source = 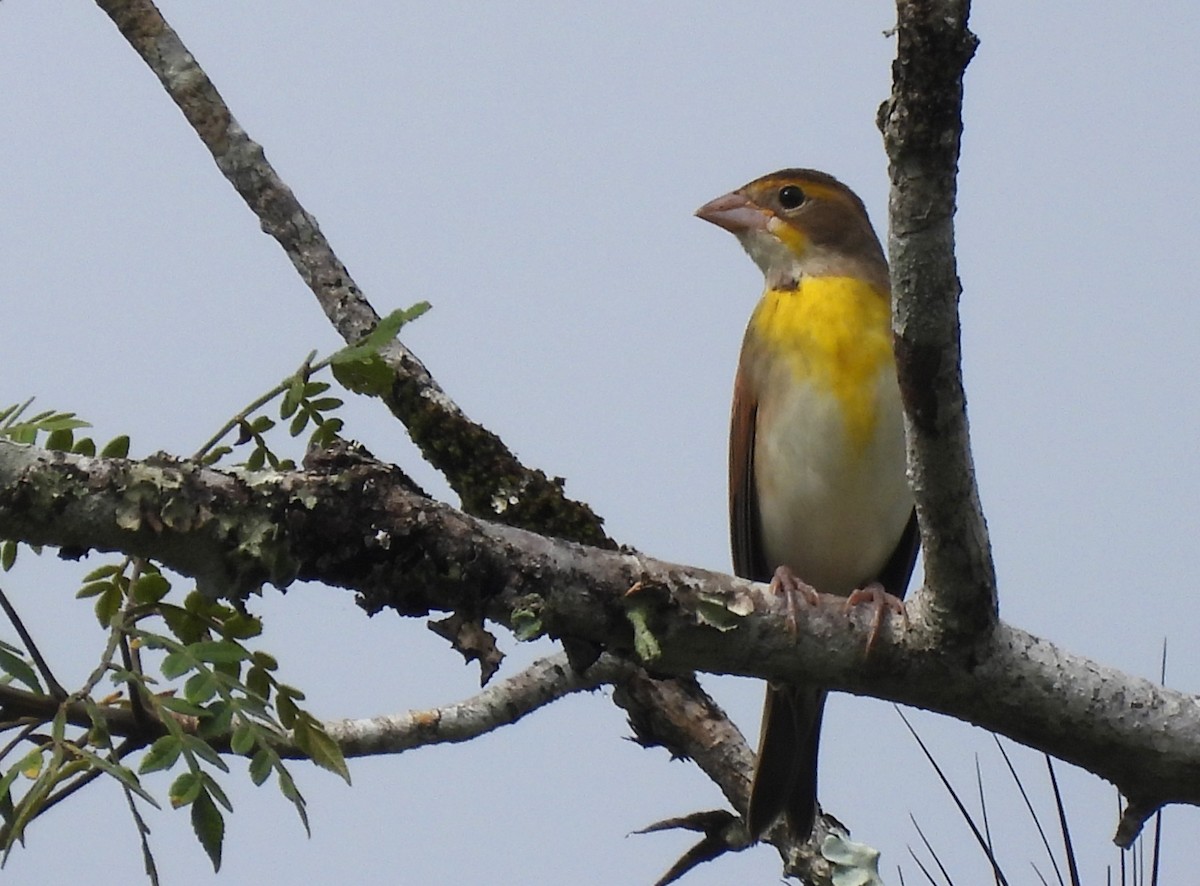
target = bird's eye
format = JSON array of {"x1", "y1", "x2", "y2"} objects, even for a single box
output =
[{"x1": 777, "y1": 185, "x2": 806, "y2": 209}]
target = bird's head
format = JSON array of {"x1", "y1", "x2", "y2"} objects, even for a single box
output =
[{"x1": 696, "y1": 169, "x2": 886, "y2": 290}]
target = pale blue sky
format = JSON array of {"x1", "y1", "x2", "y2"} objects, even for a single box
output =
[{"x1": 2, "y1": 3, "x2": 1199, "y2": 884}]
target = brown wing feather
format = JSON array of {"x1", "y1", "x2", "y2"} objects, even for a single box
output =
[
  {"x1": 879, "y1": 509, "x2": 920, "y2": 600},
  {"x1": 729, "y1": 352, "x2": 768, "y2": 583}
]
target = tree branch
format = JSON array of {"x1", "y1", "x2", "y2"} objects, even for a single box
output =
[
  {"x1": 325, "y1": 652, "x2": 627, "y2": 757},
  {"x1": 89, "y1": 0, "x2": 760, "y2": 865},
  {"x1": 94, "y1": 0, "x2": 609, "y2": 548},
  {"x1": 1, "y1": 438, "x2": 1195, "y2": 837},
  {"x1": 880, "y1": 0, "x2": 995, "y2": 638}
]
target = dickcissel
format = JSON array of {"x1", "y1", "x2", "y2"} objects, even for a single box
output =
[{"x1": 696, "y1": 169, "x2": 918, "y2": 841}]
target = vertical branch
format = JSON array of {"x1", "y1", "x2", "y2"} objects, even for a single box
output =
[{"x1": 879, "y1": 1, "x2": 993, "y2": 636}]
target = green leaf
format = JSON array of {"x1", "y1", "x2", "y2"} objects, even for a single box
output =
[
  {"x1": 190, "y1": 641, "x2": 248, "y2": 664},
  {"x1": 307, "y1": 397, "x2": 342, "y2": 412},
  {"x1": 190, "y1": 789, "x2": 225, "y2": 872},
  {"x1": 281, "y1": 375, "x2": 305, "y2": 419},
  {"x1": 245, "y1": 447, "x2": 266, "y2": 471},
  {"x1": 201, "y1": 772, "x2": 233, "y2": 812},
  {"x1": 169, "y1": 771, "x2": 202, "y2": 808},
  {"x1": 37, "y1": 413, "x2": 90, "y2": 433},
  {"x1": 83, "y1": 563, "x2": 122, "y2": 581},
  {"x1": 230, "y1": 722, "x2": 256, "y2": 755},
  {"x1": 133, "y1": 573, "x2": 171, "y2": 605},
  {"x1": 83, "y1": 698, "x2": 112, "y2": 749},
  {"x1": 158, "y1": 695, "x2": 209, "y2": 718},
  {"x1": 94, "y1": 585, "x2": 122, "y2": 626},
  {"x1": 160, "y1": 605, "x2": 207, "y2": 645},
  {"x1": 301, "y1": 380, "x2": 330, "y2": 396},
  {"x1": 292, "y1": 715, "x2": 350, "y2": 784},
  {"x1": 251, "y1": 651, "x2": 278, "y2": 672},
  {"x1": 75, "y1": 748, "x2": 160, "y2": 808},
  {"x1": 275, "y1": 767, "x2": 310, "y2": 835},
  {"x1": 19, "y1": 748, "x2": 44, "y2": 779},
  {"x1": 160, "y1": 651, "x2": 192, "y2": 680},
  {"x1": 309, "y1": 417, "x2": 343, "y2": 448},
  {"x1": 100, "y1": 435, "x2": 131, "y2": 458},
  {"x1": 212, "y1": 657, "x2": 242, "y2": 682},
  {"x1": 44, "y1": 428, "x2": 74, "y2": 451},
  {"x1": 140, "y1": 736, "x2": 183, "y2": 774},
  {"x1": 184, "y1": 591, "x2": 217, "y2": 615},
  {"x1": 359, "y1": 303, "x2": 431, "y2": 350},
  {"x1": 181, "y1": 735, "x2": 229, "y2": 773},
  {"x1": 276, "y1": 691, "x2": 298, "y2": 729},
  {"x1": 0, "y1": 541, "x2": 15, "y2": 572},
  {"x1": 248, "y1": 748, "x2": 273, "y2": 786},
  {"x1": 287, "y1": 410, "x2": 308, "y2": 437},
  {"x1": 72, "y1": 437, "x2": 96, "y2": 456},
  {"x1": 249, "y1": 415, "x2": 275, "y2": 434},
  {"x1": 184, "y1": 672, "x2": 218, "y2": 705},
  {"x1": 245, "y1": 666, "x2": 272, "y2": 702},
  {"x1": 0, "y1": 648, "x2": 42, "y2": 693},
  {"x1": 198, "y1": 701, "x2": 234, "y2": 739},
  {"x1": 277, "y1": 684, "x2": 306, "y2": 702},
  {"x1": 330, "y1": 352, "x2": 392, "y2": 396},
  {"x1": 0, "y1": 402, "x2": 23, "y2": 426},
  {"x1": 219, "y1": 613, "x2": 262, "y2": 640},
  {"x1": 0, "y1": 755, "x2": 28, "y2": 806},
  {"x1": 201, "y1": 445, "x2": 232, "y2": 466}
]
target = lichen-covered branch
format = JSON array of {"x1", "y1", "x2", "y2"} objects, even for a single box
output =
[
  {"x1": 325, "y1": 652, "x2": 625, "y2": 757},
  {"x1": 94, "y1": 0, "x2": 609, "y2": 548},
  {"x1": 2, "y1": 438, "x2": 1197, "y2": 835},
  {"x1": 879, "y1": 1, "x2": 996, "y2": 638}
]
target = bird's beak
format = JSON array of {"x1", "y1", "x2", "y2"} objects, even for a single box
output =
[{"x1": 695, "y1": 191, "x2": 768, "y2": 234}]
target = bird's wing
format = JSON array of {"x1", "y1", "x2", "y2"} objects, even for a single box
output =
[
  {"x1": 729, "y1": 361, "x2": 769, "y2": 583},
  {"x1": 878, "y1": 508, "x2": 920, "y2": 599}
]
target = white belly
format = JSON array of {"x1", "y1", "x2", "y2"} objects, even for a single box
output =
[{"x1": 754, "y1": 369, "x2": 912, "y2": 596}]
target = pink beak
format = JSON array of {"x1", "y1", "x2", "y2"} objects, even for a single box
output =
[{"x1": 695, "y1": 191, "x2": 768, "y2": 234}]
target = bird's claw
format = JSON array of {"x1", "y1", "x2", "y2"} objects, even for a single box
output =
[
  {"x1": 769, "y1": 565, "x2": 820, "y2": 634},
  {"x1": 843, "y1": 581, "x2": 907, "y2": 654}
]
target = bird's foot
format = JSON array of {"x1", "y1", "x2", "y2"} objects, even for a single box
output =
[
  {"x1": 769, "y1": 566, "x2": 820, "y2": 634},
  {"x1": 843, "y1": 581, "x2": 907, "y2": 654}
]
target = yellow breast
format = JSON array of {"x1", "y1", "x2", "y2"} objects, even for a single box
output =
[{"x1": 750, "y1": 276, "x2": 894, "y2": 452}]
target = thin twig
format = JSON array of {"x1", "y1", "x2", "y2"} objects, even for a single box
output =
[
  {"x1": 0, "y1": 721, "x2": 43, "y2": 762},
  {"x1": 0, "y1": 586, "x2": 66, "y2": 699},
  {"x1": 192, "y1": 351, "x2": 318, "y2": 461},
  {"x1": 37, "y1": 737, "x2": 141, "y2": 817},
  {"x1": 1045, "y1": 757, "x2": 1081, "y2": 886},
  {"x1": 122, "y1": 781, "x2": 160, "y2": 885},
  {"x1": 992, "y1": 735, "x2": 1064, "y2": 886},
  {"x1": 118, "y1": 562, "x2": 152, "y2": 732},
  {"x1": 898, "y1": 708, "x2": 1010, "y2": 886}
]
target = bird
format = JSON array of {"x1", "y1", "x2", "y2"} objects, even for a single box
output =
[{"x1": 695, "y1": 169, "x2": 919, "y2": 842}]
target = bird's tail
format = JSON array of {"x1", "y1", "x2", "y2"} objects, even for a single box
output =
[{"x1": 746, "y1": 684, "x2": 826, "y2": 840}]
